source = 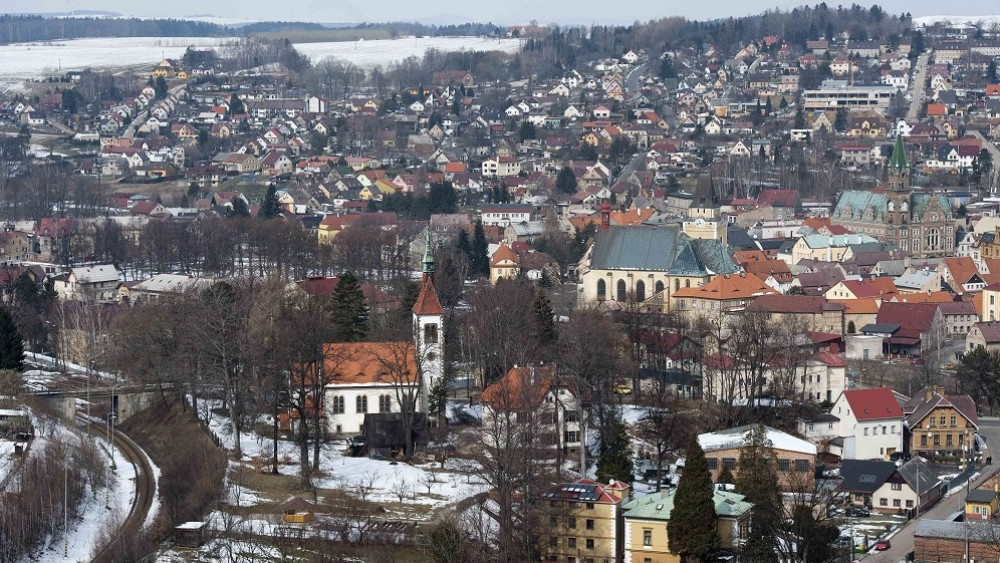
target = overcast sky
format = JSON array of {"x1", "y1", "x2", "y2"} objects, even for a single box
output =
[{"x1": 5, "y1": 0, "x2": 996, "y2": 26}]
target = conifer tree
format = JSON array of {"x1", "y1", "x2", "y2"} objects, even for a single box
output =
[
  {"x1": 596, "y1": 417, "x2": 633, "y2": 485},
  {"x1": 669, "y1": 435, "x2": 720, "y2": 563},
  {"x1": 328, "y1": 272, "x2": 369, "y2": 342},
  {"x1": 532, "y1": 289, "x2": 557, "y2": 349},
  {"x1": 260, "y1": 185, "x2": 281, "y2": 219},
  {"x1": 471, "y1": 221, "x2": 490, "y2": 278},
  {"x1": 736, "y1": 424, "x2": 781, "y2": 563},
  {"x1": 0, "y1": 307, "x2": 24, "y2": 371},
  {"x1": 556, "y1": 165, "x2": 578, "y2": 194}
]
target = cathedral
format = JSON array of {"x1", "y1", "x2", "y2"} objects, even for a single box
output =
[{"x1": 830, "y1": 136, "x2": 954, "y2": 258}]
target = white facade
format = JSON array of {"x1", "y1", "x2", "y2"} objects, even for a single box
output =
[
  {"x1": 323, "y1": 382, "x2": 415, "y2": 435},
  {"x1": 831, "y1": 393, "x2": 904, "y2": 460}
]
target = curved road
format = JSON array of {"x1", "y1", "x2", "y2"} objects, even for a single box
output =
[{"x1": 90, "y1": 425, "x2": 156, "y2": 563}]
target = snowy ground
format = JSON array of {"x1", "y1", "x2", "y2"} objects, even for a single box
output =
[
  {"x1": 0, "y1": 36, "x2": 520, "y2": 87},
  {"x1": 0, "y1": 440, "x2": 15, "y2": 486}
]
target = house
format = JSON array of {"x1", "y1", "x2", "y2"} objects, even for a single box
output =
[
  {"x1": 480, "y1": 204, "x2": 531, "y2": 227},
  {"x1": 622, "y1": 488, "x2": 752, "y2": 563},
  {"x1": 862, "y1": 301, "x2": 945, "y2": 357},
  {"x1": 480, "y1": 365, "x2": 581, "y2": 454},
  {"x1": 839, "y1": 457, "x2": 939, "y2": 513},
  {"x1": 744, "y1": 295, "x2": 845, "y2": 334},
  {"x1": 53, "y1": 265, "x2": 121, "y2": 303},
  {"x1": 537, "y1": 479, "x2": 630, "y2": 563},
  {"x1": 966, "y1": 321, "x2": 1000, "y2": 353},
  {"x1": 791, "y1": 234, "x2": 878, "y2": 264},
  {"x1": 966, "y1": 489, "x2": 1000, "y2": 520},
  {"x1": 489, "y1": 243, "x2": 520, "y2": 284},
  {"x1": 903, "y1": 386, "x2": 978, "y2": 460},
  {"x1": 698, "y1": 425, "x2": 816, "y2": 491},
  {"x1": 830, "y1": 388, "x2": 904, "y2": 460},
  {"x1": 672, "y1": 272, "x2": 777, "y2": 314},
  {"x1": 321, "y1": 275, "x2": 443, "y2": 437}
]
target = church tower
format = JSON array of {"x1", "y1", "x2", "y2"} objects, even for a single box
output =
[
  {"x1": 413, "y1": 230, "x2": 445, "y2": 413},
  {"x1": 884, "y1": 135, "x2": 911, "y2": 249},
  {"x1": 682, "y1": 174, "x2": 726, "y2": 244}
]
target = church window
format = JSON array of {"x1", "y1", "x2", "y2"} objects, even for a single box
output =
[
  {"x1": 424, "y1": 323, "x2": 438, "y2": 344},
  {"x1": 655, "y1": 281, "x2": 664, "y2": 294},
  {"x1": 635, "y1": 281, "x2": 646, "y2": 302},
  {"x1": 597, "y1": 279, "x2": 606, "y2": 300},
  {"x1": 356, "y1": 395, "x2": 368, "y2": 414},
  {"x1": 685, "y1": 279, "x2": 691, "y2": 288},
  {"x1": 617, "y1": 280, "x2": 627, "y2": 302},
  {"x1": 379, "y1": 394, "x2": 392, "y2": 413},
  {"x1": 675, "y1": 279, "x2": 681, "y2": 292},
  {"x1": 331, "y1": 396, "x2": 345, "y2": 414}
]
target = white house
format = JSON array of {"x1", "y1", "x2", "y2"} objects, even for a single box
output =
[
  {"x1": 54, "y1": 265, "x2": 121, "y2": 303},
  {"x1": 831, "y1": 387, "x2": 904, "y2": 460},
  {"x1": 480, "y1": 364, "x2": 582, "y2": 454}
]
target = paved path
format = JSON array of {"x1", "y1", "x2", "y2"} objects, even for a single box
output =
[
  {"x1": 907, "y1": 53, "x2": 930, "y2": 121},
  {"x1": 861, "y1": 418, "x2": 1000, "y2": 563}
]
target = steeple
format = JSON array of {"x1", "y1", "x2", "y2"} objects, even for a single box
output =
[
  {"x1": 889, "y1": 134, "x2": 908, "y2": 170},
  {"x1": 421, "y1": 228, "x2": 435, "y2": 275}
]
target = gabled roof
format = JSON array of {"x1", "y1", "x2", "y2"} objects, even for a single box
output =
[
  {"x1": 321, "y1": 342, "x2": 417, "y2": 386},
  {"x1": 746, "y1": 294, "x2": 842, "y2": 314},
  {"x1": 481, "y1": 365, "x2": 560, "y2": 411},
  {"x1": 540, "y1": 479, "x2": 625, "y2": 505},
  {"x1": 875, "y1": 302, "x2": 940, "y2": 335},
  {"x1": 839, "y1": 459, "x2": 897, "y2": 493},
  {"x1": 412, "y1": 275, "x2": 444, "y2": 316},
  {"x1": 903, "y1": 386, "x2": 979, "y2": 429},
  {"x1": 698, "y1": 425, "x2": 816, "y2": 455},
  {"x1": 841, "y1": 387, "x2": 903, "y2": 421},
  {"x1": 673, "y1": 272, "x2": 776, "y2": 301},
  {"x1": 622, "y1": 488, "x2": 752, "y2": 520}
]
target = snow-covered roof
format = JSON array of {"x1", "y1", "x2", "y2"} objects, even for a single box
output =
[
  {"x1": 70, "y1": 264, "x2": 120, "y2": 284},
  {"x1": 698, "y1": 425, "x2": 817, "y2": 456}
]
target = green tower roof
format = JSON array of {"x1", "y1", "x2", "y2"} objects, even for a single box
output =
[
  {"x1": 889, "y1": 135, "x2": 907, "y2": 169},
  {"x1": 421, "y1": 229, "x2": 435, "y2": 275}
]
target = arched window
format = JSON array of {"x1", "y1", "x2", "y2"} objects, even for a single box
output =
[
  {"x1": 597, "y1": 279, "x2": 606, "y2": 300},
  {"x1": 617, "y1": 280, "x2": 627, "y2": 301},
  {"x1": 424, "y1": 323, "x2": 438, "y2": 344},
  {"x1": 655, "y1": 281, "x2": 665, "y2": 294},
  {"x1": 331, "y1": 396, "x2": 345, "y2": 414},
  {"x1": 379, "y1": 395, "x2": 392, "y2": 413},
  {"x1": 674, "y1": 279, "x2": 680, "y2": 292},
  {"x1": 926, "y1": 229, "x2": 939, "y2": 249},
  {"x1": 685, "y1": 279, "x2": 691, "y2": 288},
  {"x1": 356, "y1": 395, "x2": 368, "y2": 414},
  {"x1": 635, "y1": 280, "x2": 646, "y2": 302}
]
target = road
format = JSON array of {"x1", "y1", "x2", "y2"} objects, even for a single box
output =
[
  {"x1": 907, "y1": 53, "x2": 930, "y2": 120},
  {"x1": 625, "y1": 61, "x2": 650, "y2": 101},
  {"x1": 968, "y1": 129, "x2": 1000, "y2": 191},
  {"x1": 861, "y1": 418, "x2": 1000, "y2": 563}
]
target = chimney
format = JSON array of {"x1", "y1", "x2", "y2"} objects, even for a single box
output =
[
  {"x1": 600, "y1": 200, "x2": 612, "y2": 232},
  {"x1": 926, "y1": 387, "x2": 934, "y2": 400}
]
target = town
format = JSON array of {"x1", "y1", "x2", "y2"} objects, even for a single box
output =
[{"x1": 1, "y1": 5, "x2": 1000, "y2": 563}]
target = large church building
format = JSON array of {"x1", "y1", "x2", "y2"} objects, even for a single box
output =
[{"x1": 830, "y1": 136, "x2": 954, "y2": 258}]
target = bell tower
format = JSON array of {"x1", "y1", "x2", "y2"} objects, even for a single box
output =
[
  {"x1": 885, "y1": 135, "x2": 911, "y2": 248},
  {"x1": 413, "y1": 230, "x2": 445, "y2": 412}
]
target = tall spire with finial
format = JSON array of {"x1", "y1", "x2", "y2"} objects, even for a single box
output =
[
  {"x1": 421, "y1": 228, "x2": 435, "y2": 276},
  {"x1": 889, "y1": 134, "x2": 908, "y2": 170}
]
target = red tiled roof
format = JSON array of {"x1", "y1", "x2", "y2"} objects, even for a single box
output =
[
  {"x1": 843, "y1": 387, "x2": 903, "y2": 420},
  {"x1": 412, "y1": 275, "x2": 444, "y2": 316},
  {"x1": 481, "y1": 365, "x2": 557, "y2": 411}
]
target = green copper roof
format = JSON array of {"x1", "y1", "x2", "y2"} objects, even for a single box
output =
[
  {"x1": 622, "y1": 488, "x2": 753, "y2": 520},
  {"x1": 889, "y1": 135, "x2": 907, "y2": 169},
  {"x1": 421, "y1": 229, "x2": 435, "y2": 275}
]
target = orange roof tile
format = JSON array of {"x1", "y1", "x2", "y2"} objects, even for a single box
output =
[
  {"x1": 672, "y1": 272, "x2": 776, "y2": 300},
  {"x1": 943, "y1": 257, "x2": 980, "y2": 285},
  {"x1": 829, "y1": 297, "x2": 881, "y2": 314},
  {"x1": 891, "y1": 291, "x2": 954, "y2": 304},
  {"x1": 321, "y1": 342, "x2": 417, "y2": 385},
  {"x1": 481, "y1": 365, "x2": 557, "y2": 411},
  {"x1": 491, "y1": 243, "x2": 519, "y2": 267},
  {"x1": 609, "y1": 207, "x2": 655, "y2": 226},
  {"x1": 412, "y1": 275, "x2": 444, "y2": 316}
]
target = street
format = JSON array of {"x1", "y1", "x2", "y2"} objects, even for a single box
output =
[
  {"x1": 860, "y1": 418, "x2": 1000, "y2": 563},
  {"x1": 906, "y1": 53, "x2": 930, "y2": 121}
]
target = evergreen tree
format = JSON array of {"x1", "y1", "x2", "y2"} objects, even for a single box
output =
[
  {"x1": 228, "y1": 93, "x2": 246, "y2": 117},
  {"x1": 471, "y1": 221, "x2": 490, "y2": 278},
  {"x1": 0, "y1": 307, "x2": 25, "y2": 371},
  {"x1": 328, "y1": 271, "x2": 369, "y2": 342},
  {"x1": 794, "y1": 105, "x2": 805, "y2": 129},
  {"x1": 596, "y1": 417, "x2": 633, "y2": 485},
  {"x1": 834, "y1": 107, "x2": 848, "y2": 132},
  {"x1": 456, "y1": 229, "x2": 473, "y2": 272},
  {"x1": 229, "y1": 197, "x2": 250, "y2": 218},
  {"x1": 716, "y1": 464, "x2": 734, "y2": 485},
  {"x1": 764, "y1": 96, "x2": 773, "y2": 115},
  {"x1": 260, "y1": 185, "x2": 281, "y2": 219},
  {"x1": 736, "y1": 425, "x2": 782, "y2": 563},
  {"x1": 988, "y1": 61, "x2": 998, "y2": 84},
  {"x1": 556, "y1": 165, "x2": 578, "y2": 194},
  {"x1": 154, "y1": 76, "x2": 168, "y2": 99},
  {"x1": 518, "y1": 120, "x2": 537, "y2": 141},
  {"x1": 668, "y1": 435, "x2": 720, "y2": 563},
  {"x1": 532, "y1": 289, "x2": 557, "y2": 349}
]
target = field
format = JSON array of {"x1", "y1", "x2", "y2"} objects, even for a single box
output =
[
  {"x1": 251, "y1": 28, "x2": 395, "y2": 43},
  {"x1": 0, "y1": 36, "x2": 521, "y2": 89}
]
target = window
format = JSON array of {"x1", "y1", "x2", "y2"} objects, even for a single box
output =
[
  {"x1": 685, "y1": 279, "x2": 691, "y2": 288},
  {"x1": 645, "y1": 559, "x2": 653, "y2": 563},
  {"x1": 778, "y1": 459, "x2": 791, "y2": 471},
  {"x1": 550, "y1": 537, "x2": 558, "y2": 548},
  {"x1": 933, "y1": 435, "x2": 941, "y2": 446},
  {"x1": 643, "y1": 529, "x2": 652, "y2": 546},
  {"x1": 586, "y1": 519, "x2": 594, "y2": 530},
  {"x1": 586, "y1": 503, "x2": 595, "y2": 510},
  {"x1": 331, "y1": 395, "x2": 345, "y2": 414},
  {"x1": 424, "y1": 323, "x2": 438, "y2": 344},
  {"x1": 568, "y1": 538, "x2": 577, "y2": 549},
  {"x1": 635, "y1": 280, "x2": 646, "y2": 302},
  {"x1": 722, "y1": 458, "x2": 736, "y2": 469},
  {"x1": 864, "y1": 427, "x2": 869, "y2": 436},
  {"x1": 893, "y1": 499, "x2": 901, "y2": 507},
  {"x1": 906, "y1": 500, "x2": 914, "y2": 508},
  {"x1": 568, "y1": 518, "x2": 576, "y2": 529},
  {"x1": 565, "y1": 431, "x2": 579, "y2": 443},
  {"x1": 356, "y1": 395, "x2": 368, "y2": 413},
  {"x1": 675, "y1": 279, "x2": 680, "y2": 292},
  {"x1": 655, "y1": 281, "x2": 664, "y2": 294},
  {"x1": 616, "y1": 280, "x2": 627, "y2": 302},
  {"x1": 597, "y1": 279, "x2": 606, "y2": 300},
  {"x1": 880, "y1": 498, "x2": 888, "y2": 506},
  {"x1": 379, "y1": 394, "x2": 392, "y2": 413},
  {"x1": 950, "y1": 416, "x2": 957, "y2": 427},
  {"x1": 706, "y1": 458, "x2": 718, "y2": 470},
  {"x1": 946, "y1": 434, "x2": 953, "y2": 446},
  {"x1": 920, "y1": 435, "x2": 927, "y2": 447},
  {"x1": 586, "y1": 539, "x2": 594, "y2": 550},
  {"x1": 940, "y1": 416, "x2": 947, "y2": 426},
  {"x1": 891, "y1": 482, "x2": 902, "y2": 491},
  {"x1": 795, "y1": 459, "x2": 810, "y2": 472}
]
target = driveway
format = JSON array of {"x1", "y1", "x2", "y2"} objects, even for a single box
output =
[{"x1": 860, "y1": 418, "x2": 1000, "y2": 562}]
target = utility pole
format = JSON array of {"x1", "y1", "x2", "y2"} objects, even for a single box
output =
[{"x1": 63, "y1": 461, "x2": 68, "y2": 557}]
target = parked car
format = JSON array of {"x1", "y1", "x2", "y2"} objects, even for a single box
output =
[
  {"x1": 614, "y1": 384, "x2": 632, "y2": 395},
  {"x1": 848, "y1": 507, "x2": 871, "y2": 517},
  {"x1": 874, "y1": 539, "x2": 891, "y2": 551}
]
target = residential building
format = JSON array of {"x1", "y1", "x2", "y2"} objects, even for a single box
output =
[
  {"x1": 967, "y1": 321, "x2": 1000, "y2": 353},
  {"x1": 791, "y1": 234, "x2": 879, "y2": 264},
  {"x1": 903, "y1": 386, "x2": 978, "y2": 460},
  {"x1": 839, "y1": 457, "x2": 939, "y2": 513},
  {"x1": 538, "y1": 479, "x2": 630, "y2": 563},
  {"x1": 480, "y1": 365, "x2": 581, "y2": 454},
  {"x1": 982, "y1": 283, "x2": 1000, "y2": 321},
  {"x1": 966, "y1": 489, "x2": 1000, "y2": 520},
  {"x1": 698, "y1": 425, "x2": 816, "y2": 491},
  {"x1": 53, "y1": 265, "x2": 121, "y2": 303},
  {"x1": 480, "y1": 204, "x2": 532, "y2": 227},
  {"x1": 830, "y1": 388, "x2": 904, "y2": 460},
  {"x1": 744, "y1": 295, "x2": 845, "y2": 334},
  {"x1": 622, "y1": 488, "x2": 752, "y2": 563},
  {"x1": 672, "y1": 272, "x2": 776, "y2": 314}
]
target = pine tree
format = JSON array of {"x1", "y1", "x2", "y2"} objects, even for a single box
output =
[
  {"x1": 556, "y1": 165, "x2": 578, "y2": 193},
  {"x1": 261, "y1": 185, "x2": 281, "y2": 219},
  {"x1": 716, "y1": 464, "x2": 734, "y2": 485},
  {"x1": 0, "y1": 307, "x2": 25, "y2": 371},
  {"x1": 229, "y1": 197, "x2": 250, "y2": 218},
  {"x1": 596, "y1": 417, "x2": 633, "y2": 485},
  {"x1": 228, "y1": 93, "x2": 246, "y2": 117},
  {"x1": 669, "y1": 435, "x2": 720, "y2": 563},
  {"x1": 471, "y1": 221, "x2": 490, "y2": 278},
  {"x1": 154, "y1": 76, "x2": 168, "y2": 100},
  {"x1": 736, "y1": 424, "x2": 782, "y2": 563},
  {"x1": 328, "y1": 272, "x2": 369, "y2": 342},
  {"x1": 456, "y1": 229, "x2": 473, "y2": 273},
  {"x1": 532, "y1": 289, "x2": 557, "y2": 348}
]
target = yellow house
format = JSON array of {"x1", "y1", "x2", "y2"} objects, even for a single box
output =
[
  {"x1": 490, "y1": 243, "x2": 519, "y2": 284},
  {"x1": 903, "y1": 386, "x2": 978, "y2": 460},
  {"x1": 622, "y1": 488, "x2": 752, "y2": 563},
  {"x1": 966, "y1": 488, "x2": 1000, "y2": 521},
  {"x1": 538, "y1": 479, "x2": 630, "y2": 563},
  {"x1": 982, "y1": 283, "x2": 1000, "y2": 321},
  {"x1": 176, "y1": 70, "x2": 189, "y2": 80}
]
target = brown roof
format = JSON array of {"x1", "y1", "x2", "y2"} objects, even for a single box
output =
[
  {"x1": 481, "y1": 365, "x2": 558, "y2": 411},
  {"x1": 491, "y1": 243, "x2": 519, "y2": 267},
  {"x1": 942, "y1": 257, "x2": 980, "y2": 285},
  {"x1": 973, "y1": 321, "x2": 1000, "y2": 343},
  {"x1": 672, "y1": 272, "x2": 776, "y2": 300},
  {"x1": 903, "y1": 386, "x2": 978, "y2": 429},
  {"x1": 412, "y1": 275, "x2": 444, "y2": 316},
  {"x1": 321, "y1": 342, "x2": 417, "y2": 385},
  {"x1": 747, "y1": 294, "x2": 843, "y2": 314},
  {"x1": 829, "y1": 297, "x2": 881, "y2": 314}
]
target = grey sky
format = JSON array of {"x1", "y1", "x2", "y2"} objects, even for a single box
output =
[{"x1": 5, "y1": 0, "x2": 996, "y2": 26}]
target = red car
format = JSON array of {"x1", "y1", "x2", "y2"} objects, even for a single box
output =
[{"x1": 874, "y1": 539, "x2": 891, "y2": 551}]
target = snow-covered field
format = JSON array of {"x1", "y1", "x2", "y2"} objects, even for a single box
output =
[
  {"x1": 914, "y1": 15, "x2": 1000, "y2": 28},
  {"x1": 0, "y1": 35, "x2": 520, "y2": 88}
]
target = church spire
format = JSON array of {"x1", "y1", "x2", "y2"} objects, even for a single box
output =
[
  {"x1": 421, "y1": 228, "x2": 435, "y2": 276},
  {"x1": 889, "y1": 134, "x2": 907, "y2": 170}
]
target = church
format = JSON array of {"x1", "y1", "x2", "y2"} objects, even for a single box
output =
[{"x1": 830, "y1": 136, "x2": 954, "y2": 259}]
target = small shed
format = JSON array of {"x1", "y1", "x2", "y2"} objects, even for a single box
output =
[
  {"x1": 174, "y1": 521, "x2": 207, "y2": 548},
  {"x1": 362, "y1": 413, "x2": 429, "y2": 458},
  {"x1": 281, "y1": 497, "x2": 316, "y2": 524}
]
